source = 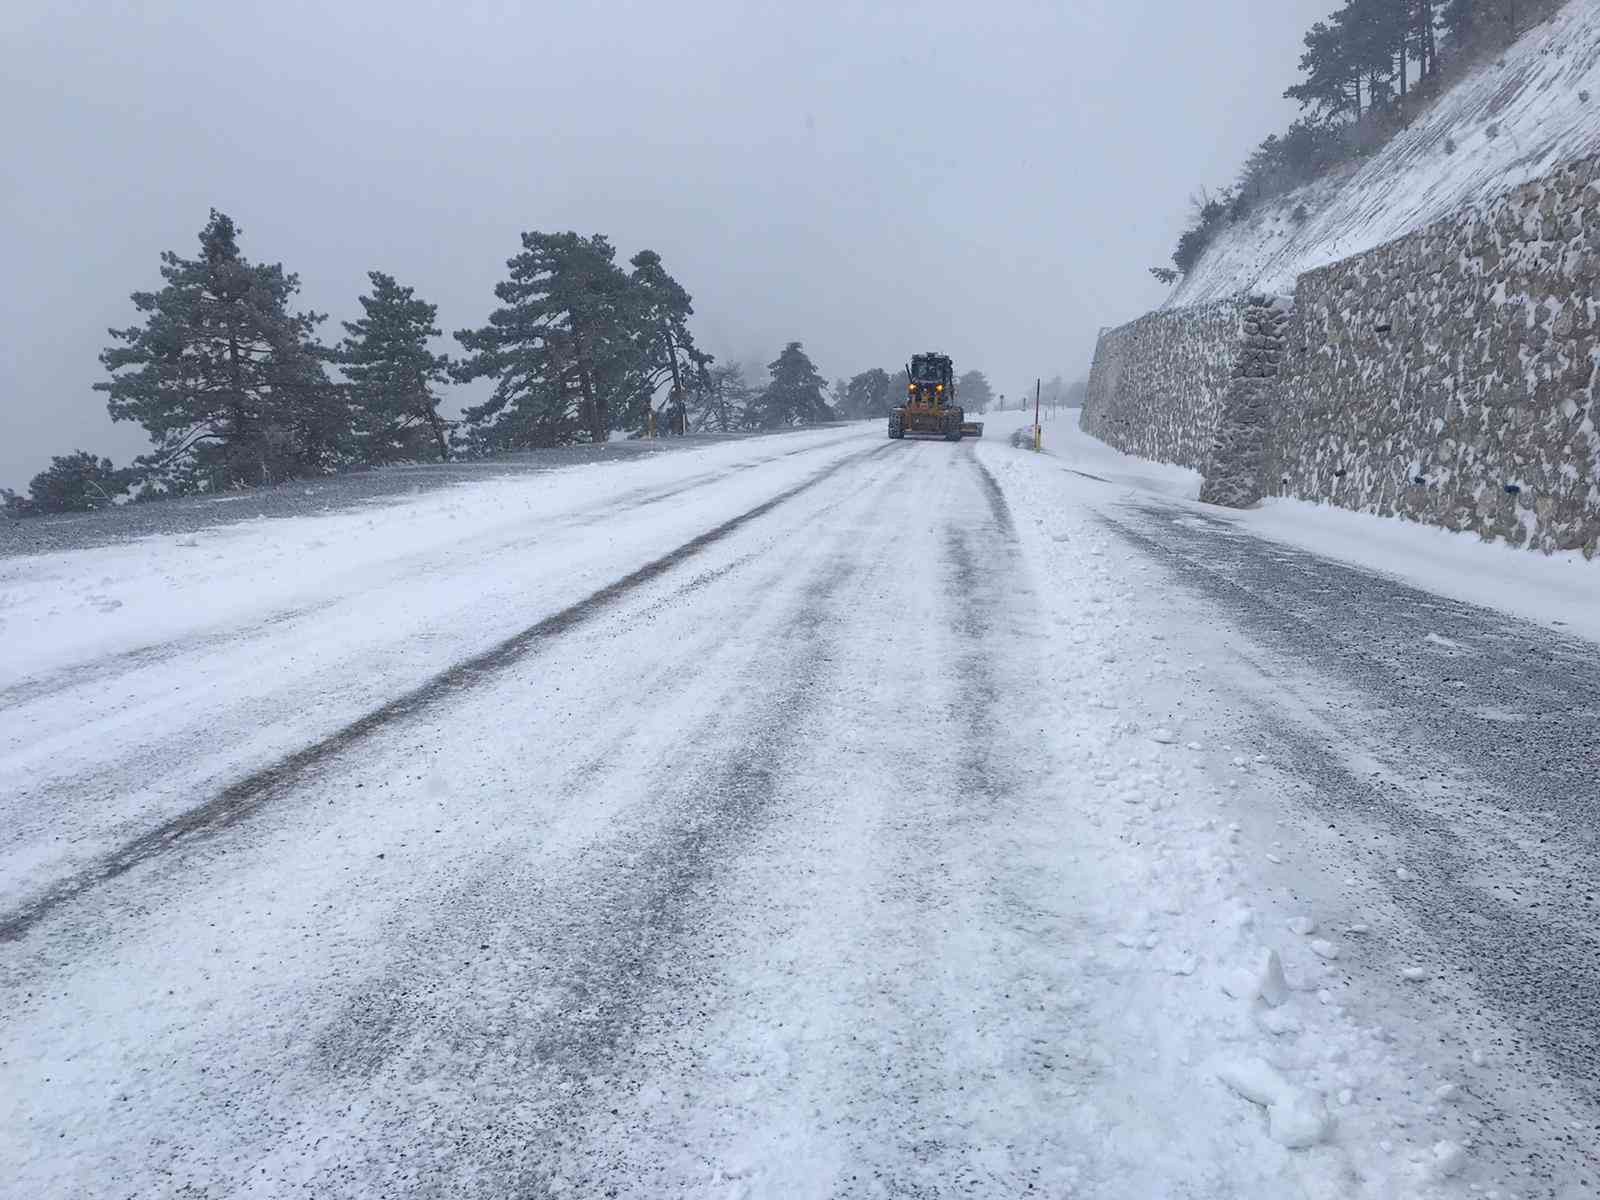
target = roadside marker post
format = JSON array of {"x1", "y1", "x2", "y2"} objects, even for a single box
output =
[{"x1": 1033, "y1": 378, "x2": 1042, "y2": 452}]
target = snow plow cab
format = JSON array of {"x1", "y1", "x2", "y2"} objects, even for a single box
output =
[{"x1": 889, "y1": 352, "x2": 983, "y2": 441}]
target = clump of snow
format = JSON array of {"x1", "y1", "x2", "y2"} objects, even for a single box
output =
[
  {"x1": 1286, "y1": 916, "x2": 1317, "y2": 936},
  {"x1": 1215, "y1": 1057, "x2": 1333, "y2": 1149},
  {"x1": 1431, "y1": 1139, "x2": 1469, "y2": 1178},
  {"x1": 1224, "y1": 948, "x2": 1291, "y2": 1008}
]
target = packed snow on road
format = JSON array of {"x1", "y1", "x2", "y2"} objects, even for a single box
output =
[{"x1": 3, "y1": 417, "x2": 1596, "y2": 1198}]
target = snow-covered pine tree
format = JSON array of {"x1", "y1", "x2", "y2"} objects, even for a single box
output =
[
  {"x1": 340, "y1": 271, "x2": 453, "y2": 463},
  {"x1": 844, "y1": 368, "x2": 893, "y2": 419},
  {"x1": 97, "y1": 210, "x2": 342, "y2": 492},
  {"x1": 455, "y1": 232, "x2": 637, "y2": 449},
  {"x1": 957, "y1": 370, "x2": 994, "y2": 414},
  {"x1": 625, "y1": 250, "x2": 712, "y2": 436},
  {"x1": 690, "y1": 362, "x2": 750, "y2": 433},
  {"x1": 756, "y1": 343, "x2": 832, "y2": 428},
  {"x1": 25, "y1": 451, "x2": 131, "y2": 512}
]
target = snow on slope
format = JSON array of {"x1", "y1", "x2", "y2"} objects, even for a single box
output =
[{"x1": 1169, "y1": 0, "x2": 1600, "y2": 305}]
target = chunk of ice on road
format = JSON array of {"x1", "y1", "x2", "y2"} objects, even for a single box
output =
[
  {"x1": 1216, "y1": 1057, "x2": 1284, "y2": 1106},
  {"x1": 1434, "y1": 1082, "x2": 1460, "y2": 1103},
  {"x1": 1186, "y1": 741, "x2": 1205, "y2": 751},
  {"x1": 1215, "y1": 1058, "x2": 1333, "y2": 1149},
  {"x1": 1259, "y1": 1008, "x2": 1302, "y2": 1036},
  {"x1": 1257, "y1": 950, "x2": 1290, "y2": 1006},
  {"x1": 1431, "y1": 1140, "x2": 1468, "y2": 1178},
  {"x1": 1224, "y1": 948, "x2": 1291, "y2": 1007},
  {"x1": 1150, "y1": 728, "x2": 1178, "y2": 744},
  {"x1": 1287, "y1": 916, "x2": 1317, "y2": 936},
  {"x1": 1400, "y1": 965, "x2": 1431, "y2": 982},
  {"x1": 1395, "y1": 866, "x2": 1416, "y2": 882},
  {"x1": 1270, "y1": 1090, "x2": 1334, "y2": 1149},
  {"x1": 1310, "y1": 939, "x2": 1340, "y2": 960}
]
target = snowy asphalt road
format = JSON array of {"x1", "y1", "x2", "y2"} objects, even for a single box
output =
[
  {"x1": 0, "y1": 428, "x2": 828, "y2": 561},
  {"x1": 1102, "y1": 501, "x2": 1600, "y2": 1103},
  {"x1": 3, "y1": 421, "x2": 1597, "y2": 1197}
]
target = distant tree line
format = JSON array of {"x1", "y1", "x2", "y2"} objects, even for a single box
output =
[
  {"x1": 4, "y1": 211, "x2": 847, "y2": 516},
  {"x1": 1150, "y1": 0, "x2": 1567, "y2": 284}
]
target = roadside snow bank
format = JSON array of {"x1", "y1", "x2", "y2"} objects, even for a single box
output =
[{"x1": 1010, "y1": 411, "x2": 1600, "y2": 645}]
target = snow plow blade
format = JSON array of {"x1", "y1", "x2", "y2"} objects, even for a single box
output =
[{"x1": 960, "y1": 421, "x2": 985, "y2": 438}]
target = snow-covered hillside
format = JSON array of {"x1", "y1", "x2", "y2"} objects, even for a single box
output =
[{"x1": 1169, "y1": 0, "x2": 1600, "y2": 305}]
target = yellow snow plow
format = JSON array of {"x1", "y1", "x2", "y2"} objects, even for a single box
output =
[{"x1": 888, "y1": 352, "x2": 982, "y2": 440}]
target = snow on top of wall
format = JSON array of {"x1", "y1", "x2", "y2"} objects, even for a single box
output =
[{"x1": 1168, "y1": 0, "x2": 1600, "y2": 306}]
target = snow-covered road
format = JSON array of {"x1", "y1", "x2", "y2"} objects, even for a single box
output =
[{"x1": 2, "y1": 421, "x2": 1596, "y2": 1198}]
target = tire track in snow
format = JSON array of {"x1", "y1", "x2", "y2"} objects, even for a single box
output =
[
  {"x1": 283, "y1": 452, "x2": 920, "y2": 1197},
  {"x1": 0, "y1": 439, "x2": 862, "y2": 887},
  {"x1": 0, "y1": 443, "x2": 895, "y2": 946}
]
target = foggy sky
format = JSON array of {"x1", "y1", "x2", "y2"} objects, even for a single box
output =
[{"x1": 1, "y1": 0, "x2": 1332, "y2": 490}]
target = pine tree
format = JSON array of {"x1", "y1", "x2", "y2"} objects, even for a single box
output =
[
  {"x1": 957, "y1": 370, "x2": 994, "y2": 414},
  {"x1": 26, "y1": 451, "x2": 131, "y2": 513},
  {"x1": 626, "y1": 250, "x2": 711, "y2": 436},
  {"x1": 455, "y1": 232, "x2": 637, "y2": 450},
  {"x1": 1413, "y1": 0, "x2": 1438, "y2": 77},
  {"x1": 831, "y1": 377, "x2": 852, "y2": 417},
  {"x1": 1286, "y1": 15, "x2": 1374, "y2": 121},
  {"x1": 843, "y1": 368, "x2": 893, "y2": 419},
  {"x1": 754, "y1": 343, "x2": 831, "y2": 428},
  {"x1": 97, "y1": 210, "x2": 341, "y2": 492},
  {"x1": 886, "y1": 369, "x2": 911, "y2": 414},
  {"x1": 690, "y1": 363, "x2": 750, "y2": 433},
  {"x1": 340, "y1": 272, "x2": 454, "y2": 462},
  {"x1": 1345, "y1": 0, "x2": 1407, "y2": 110},
  {"x1": 1439, "y1": 0, "x2": 1476, "y2": 40}
]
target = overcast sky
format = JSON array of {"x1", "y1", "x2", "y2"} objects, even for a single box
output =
[{"x1": 1, "y1": 0, "x2": 1331, "y2": 490}]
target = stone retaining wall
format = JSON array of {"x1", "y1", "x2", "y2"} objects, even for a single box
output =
[
  {"x1": 1080, "y1": 297, "x2": 1245, "y2": 471},
  {"x1": 1080, "y1": 154, "x2": 1600, "y2": 558},
  {"x1": 1271, "y1": 156, "x2": 1600, "y2": 556}
]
